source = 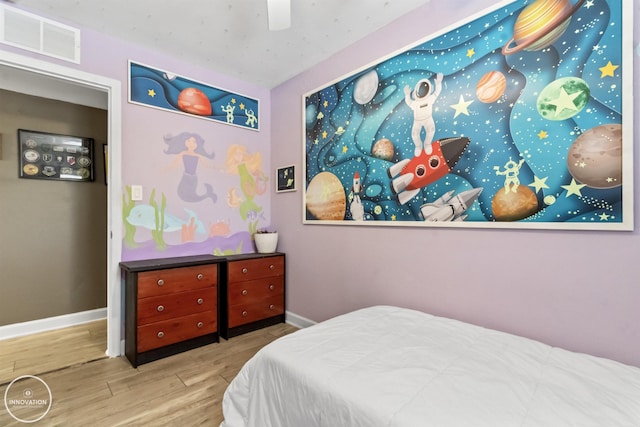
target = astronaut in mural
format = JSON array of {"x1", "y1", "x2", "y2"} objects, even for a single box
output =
[
  {"x1": 244, "y1": 109, "x2": 258, "y2": 128},
  {"x1": 404, "y1": 72, "x2": 443, "y2": 156},
  {"x1": 164, "y1": 132, "x2": 217, "y2": 203},
  {"x1": 221, "y1": 103, "x2": 235, "y2": 124}
]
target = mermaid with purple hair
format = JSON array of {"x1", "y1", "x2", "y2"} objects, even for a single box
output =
[{"x1": 164, "y1": 132, "x2": 217, "y2": 203}]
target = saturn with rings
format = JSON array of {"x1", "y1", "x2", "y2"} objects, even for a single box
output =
[{"x1": 502, "y1": 0, "x2": 586, "y2": 55}]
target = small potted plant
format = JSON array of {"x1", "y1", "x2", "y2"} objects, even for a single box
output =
[{"x1": 253, "y1": 228, "x2": 278, "y2": 253}]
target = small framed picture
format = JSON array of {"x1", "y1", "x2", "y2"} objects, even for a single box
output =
[{"x1": 276, "y1": 165, "x2": 296, "y2": 193}]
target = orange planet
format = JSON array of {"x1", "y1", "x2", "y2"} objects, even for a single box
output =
[
  {"x1": 306, "y1": 172, "x2": 346, "y2": 220},
  {"x1": 178, "y1": 87, "x2": 212, "y2": 116},
  {"x1": 502, "y1": 0, "x2": 586, "y2": 55},
  {"x1": 492, "y1": 185, "x2": 539, "y2": 221},
  {"x1": 476, "y1": 71, "x2": 507, "y2": 103}
]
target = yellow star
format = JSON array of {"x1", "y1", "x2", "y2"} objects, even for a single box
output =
[
  {"x1": 231, "y1": 98, "x2": 237, "y2": 104},
  {"x1": 466, "y1": 48, "x2": 475, "y2": 58},
  {"x1": 450, "y1": 95, "x2": 474, "y2": 118},
  {"x1": 147, "y1": 89, "x2": 156, "y2": 97},
  {"x1": 599, "y1": 61, "x2": 619, "y2": 78},
  {"x1": 391, "y1": 214, "x2": 397, "y2": 221},
  {"x1": 561, "y1": 178, "x2": 586, "y2": 198},
  {"x1": 599, "y1": 212, "x2": 610, "y2": 221},
  {"x1": 537, "y1": 130, "x2": 548, "y2": 139},
  {"x1": 240, "y1": 103, "x2": 245, "y2": 110},
  {"x1": 322, "y1": 130, "x2": 328, "y2": 138},
  {"x1": 323, "y1": 100, "x2": 328, "y2": 107},
  {"x1": 342, "y1": 145, "x2": 348, "y2": 153},
  {"x1": 529, "y1": 176, "x2": 550, "y2": 193}
]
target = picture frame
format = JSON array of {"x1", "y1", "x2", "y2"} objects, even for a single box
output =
[
  {"x1": 103, "y1": 144, "x2": 108, "y2": 185},
  {"x1": 18, "y1": 129, "x2": 94, "y2": 182},
  {"x1": 302, "y1": 0, "x2": 633, "y2": 230},
  {"x1": 276, "y1": 165, "x2": 296, "y2": 193}
]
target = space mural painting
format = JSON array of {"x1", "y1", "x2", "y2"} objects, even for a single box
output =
[
  {"x1": 129, "y1": 61, "x2": 260, "y2": 131},
  {"x1": 303, "y1": 0, "x2": 633, "y2": 230}
]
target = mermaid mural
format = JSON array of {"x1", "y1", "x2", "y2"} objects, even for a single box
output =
[{"x1": 164, "y1": 132, "x2": 217, "y2": 204}]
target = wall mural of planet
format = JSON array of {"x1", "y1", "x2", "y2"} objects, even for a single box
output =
[{"x1": 303, "y1": 0, "x2": 629, "y2": 229}]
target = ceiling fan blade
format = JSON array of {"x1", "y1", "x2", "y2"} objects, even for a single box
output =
[{"x1": 267, "y1": 0, "x2": 291, "y2": 31}]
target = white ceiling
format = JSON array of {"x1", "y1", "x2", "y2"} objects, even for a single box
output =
[{"x1": 13, "y1": 0, "x2": 432, "y2": 88}]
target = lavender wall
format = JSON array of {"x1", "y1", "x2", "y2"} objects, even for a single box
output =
[
  {"x1": 271, "y1": 0, "x2": 640, "y2": 367},
  {"x1": 1, "y1": 13, "x2": 273, "y2": 262}
]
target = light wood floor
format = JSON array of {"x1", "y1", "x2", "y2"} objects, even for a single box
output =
[{"x1": 0, "y1": 320, "x2": 298, "y2": 426}]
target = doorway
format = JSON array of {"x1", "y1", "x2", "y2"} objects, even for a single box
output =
[{"x1": 0, "y1": 50, "x2": 123, "y2": 357}]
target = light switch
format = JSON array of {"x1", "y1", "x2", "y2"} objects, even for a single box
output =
[{"x1": 131, "y1": 185, "x2": 143, "y2": 201}]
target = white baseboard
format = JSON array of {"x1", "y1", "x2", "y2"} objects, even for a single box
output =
[
  {"x1": 285, "y1": 310, "x2": 316, "y2": 329},
  {"x1": 0, "y1": 308, "x2": 107, "y2": 341}
]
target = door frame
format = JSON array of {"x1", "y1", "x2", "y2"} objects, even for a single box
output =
[{"x1": 0, "y1": 50, "x2": 123, "y2": 357}]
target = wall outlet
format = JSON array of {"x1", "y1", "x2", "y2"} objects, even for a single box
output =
[{"x1": 131, "y1": 185, "x2": 143, "y2": 201}]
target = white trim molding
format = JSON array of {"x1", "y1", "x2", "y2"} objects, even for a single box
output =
[
  {"x1": 285, "y1": 310, "x2": 316, "y2": 329},
  {"x1": 0, "y1": 308, "x2": 107, "y2": 341}
]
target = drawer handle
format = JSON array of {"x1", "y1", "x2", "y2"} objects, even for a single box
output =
[
  {"x1": 197, "y1": 273, "x2": 204, "y2": 280},
  {"x1": 242, "y1": 268, "x2": 248, "y2": 274},
  {"x1": 197, "y1": 298, "x2": 204, "y2": 305},
  {"x1": 156, "y1": 305, "x2": 164, "y2": 312},
  {"x1": 269, "y1": 284, "x2": 275, "y2": 291},
  {"x1": 242, "y1": 310, "x2": 248, "y2": 317},
  {"x1": 269, "y1": 264, "x2": 275, "y2": 270},
  {"x1": 197, "y1": 321, "x2": 204, "y2": 328},
  {"x1": 242, "y1": 289, "x2": 248, "y2": 296},
  {"x1": 157, "y1": 279, "x2": 164, "y2": 286},
  {"x1": 269, "y1": 304, "x2": 275, "y2": 310},
  {"x1": 157, "y1": 331, "x2": 164, "y2": 338}
]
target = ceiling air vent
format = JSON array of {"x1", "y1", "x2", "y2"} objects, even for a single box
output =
[{"x1": 1, "y1": 4, "x2": 80, "y2": 63}]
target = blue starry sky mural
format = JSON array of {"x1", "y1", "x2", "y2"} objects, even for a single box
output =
[{"x1": 303, "y1": 0, "x2": 632, "y2": 230}]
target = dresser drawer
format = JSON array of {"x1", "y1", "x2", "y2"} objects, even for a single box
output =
[
  {"x1": 137, "y1": 288, "x2": 216, "y2": 324},
  {"x1": 228, "y1": 256, "x2": 284, "y2": 282},
  {"x1": 137, "y1": 311, "x2": 217, "y2": 352},
  {"x1": 138, "y1": 264, "x2": 218, "y2": 298},
  {"x1": 228, "y1": 276, "x2": 284, "y2": 305},
  {"x1": 228, "y1": 295, "x2": 284, "y2": 328}
]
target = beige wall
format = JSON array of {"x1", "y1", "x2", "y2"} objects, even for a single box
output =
[{"x1": 0, "y1": 89, "x2": 107, "y2": 326}]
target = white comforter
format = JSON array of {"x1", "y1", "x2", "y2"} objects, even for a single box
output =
[{"x1": 221, "y1": 306, "x2": 640, "y2": 427}]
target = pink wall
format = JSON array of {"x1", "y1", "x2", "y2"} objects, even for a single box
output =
[{"x1": 271, "y1": 0, "x2": 640, "y2": 367}]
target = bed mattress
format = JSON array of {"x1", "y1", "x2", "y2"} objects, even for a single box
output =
[{"x1": 221, "y1": 305, "x2": 640, "y2": 426}]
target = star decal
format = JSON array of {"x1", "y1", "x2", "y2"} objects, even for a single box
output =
[
  {"x1": 450, "y1": 95, "x2": 474, "y2": 118},
  {"x1": 585, "y1": 0, "x2": 594, "y2": 9},
  {"x1": 147, "y1": 89, "x2": 156, "y2": 97},
  {"x1": 548, "y1": 87, "x2": 581, "y2": 117},
  {"x1": 323, "y1": 100, "x2": 328, "y2": 107},
  {"x1": 529, "y1": 176, "x2": 550, "y2": 193},
  {"x1": 391, "y1": 214, "x2": 397, "y2": 221},
  {"x1": 537, "y1": 130, "x2": 548, "y2": 139},
  {"x1": 466, "y1": 48, "x2": 475, "y2": 58},
  {"x1": 322, "y1": 130, "x2": 328, "y2": 138},
  {"x1": 599, "y1": 212, "x2": 610, "y2": 221},
  {"x1": 599, "y1": 61, "x2": 619, "y2": 78},
  {"x1": 231, "y1": 98, "x2": 237, "y2": 104},
  {"x1": 240, "y1": 103, "x2": 245, "y2": 110},
  {"x1": 561, "y1": 178, "x2": 587, "y2": 198},
  {"x1": 342, "y1": 145, "x2": 348, "y2": 153}
]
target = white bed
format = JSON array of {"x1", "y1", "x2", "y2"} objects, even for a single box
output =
[{"x1": 220, "y1": 305, "x2": 640, "y2": 427}]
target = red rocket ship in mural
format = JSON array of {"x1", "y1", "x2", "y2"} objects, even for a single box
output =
[{"x1": 388, "y1": 136, "x2": 470, "y2": 205}]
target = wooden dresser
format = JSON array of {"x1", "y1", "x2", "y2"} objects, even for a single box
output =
[
  {"x1": 220, "y1": 253, "x2": 285, "y2": 339},
  {"x1": 120, "y1": 255, "x2": 222, "y2": 367}
]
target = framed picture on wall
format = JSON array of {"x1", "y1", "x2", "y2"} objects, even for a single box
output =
[
  {"x1": 276, "y1": 165, "x2": 296, "y2": 193},
  {"x1": 18, "y1": 129, "x2": 94, "y2": 182},
  {"x1": 302, "y1": 0, "x2": 633, "y2": 231}
]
